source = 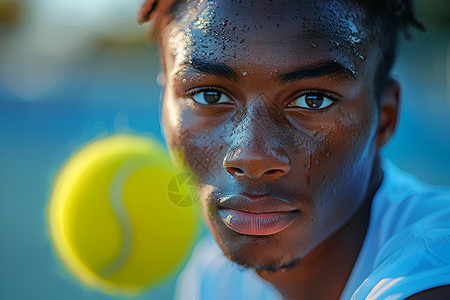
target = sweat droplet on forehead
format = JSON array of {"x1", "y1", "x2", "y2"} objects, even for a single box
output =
[{"x1": 162, "y1": 0, "x2": 371, "y2": 77}]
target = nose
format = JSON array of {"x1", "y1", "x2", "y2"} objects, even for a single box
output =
[
  {"x1": 223, "y1": 148, "x2": 291, "y2": 180},
  {"x1": 223, "y1": 103, "x2": 292, "y2": 180},
  {"x1": 223, "y1": 108, "x2": 292, "y2": 180}
]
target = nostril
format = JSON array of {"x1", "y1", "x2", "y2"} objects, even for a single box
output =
[
  {"x1": 265, "y1": 169, "x2": 282, "y2": 176},
  {"x1": 223, "y1": 148, "x2": 292, "y2": 180},
  {"x1": 227, "y1": 167, "x2": 245, "y2": 176}
]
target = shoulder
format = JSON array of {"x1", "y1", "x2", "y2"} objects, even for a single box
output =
[
  {"x1": 406, "y1": 285, "x2": 450, "y2": 300},
  {"x1": 351, "y1": 160, "x2": 450, "y2": 299},
  {"x1": 367, "y1": 159, "x2": 450, "y2": 241},
  {"x1": 174, "y1": 235, "x2": 282, "y2": 300}
]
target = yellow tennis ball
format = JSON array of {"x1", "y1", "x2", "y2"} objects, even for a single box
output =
[{"x1": 47, "y1": 134, "x2": 199, "y2": 295}]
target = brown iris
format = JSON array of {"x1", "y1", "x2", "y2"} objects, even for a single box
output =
[
  {"x1": 305, "y1": 94, "x2": 324, "y2": 108},
  {"x1": 203, "y1": 91, "x2": 221, "y2": 104}
]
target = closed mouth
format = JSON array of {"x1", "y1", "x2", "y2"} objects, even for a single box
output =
[
  {"x1": 216, "y1": 193, "x2": 299, "y2": 236},
  {"x1": 218, "y1": 209, "x2": 299, "y2": 236}
]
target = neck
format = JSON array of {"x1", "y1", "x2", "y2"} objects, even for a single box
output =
[{"x1": 256, "y1": 156, "x2": 383, "y2": 300}]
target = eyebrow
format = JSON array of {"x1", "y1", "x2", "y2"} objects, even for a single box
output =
[
  {"x1": 178, "y1": 59, "x2": 239, "y2": 81},
  {"x1": 277, "y1": 61, "x2": 355, "y2": 84},
  {"x1": 177, "y1": 59, "x2": 354, "y2": 83}
]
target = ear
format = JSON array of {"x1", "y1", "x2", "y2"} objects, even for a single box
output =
[
  {"x1": 376, "y1": 78, "x2": 401, "y2": 148},
  {"x1": 138, "y1": 0, "x2": 158, "y2": 24}
]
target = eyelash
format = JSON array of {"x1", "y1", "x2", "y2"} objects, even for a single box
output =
[
  {"x1": 186, "y1": 87, "x2": 341, "y2": 109},
  {"x1": 285, "y1": 89, "x2": 341, "y2": 109},
  {"x1": 186, "y1": 86, "x2": 234, "y2": 104},
  {"x1": 187, "y1": 86, "x2": 227, "y2": 95},
  {"x1": 291, "y1": 89, "x2": 340, "y2": 102}
]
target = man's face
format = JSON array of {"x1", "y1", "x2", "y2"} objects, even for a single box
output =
[{"x1": 159, "y1": 0, "x2": 381, "y2": 270}]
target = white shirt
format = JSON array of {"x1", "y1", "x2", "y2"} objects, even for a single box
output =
[{"x1": 175, "y1": 160, "x2": 450, "y2": 300}]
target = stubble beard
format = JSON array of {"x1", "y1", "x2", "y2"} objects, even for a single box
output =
[{"x1": 224, "y1": 251, "x2": 303, "y2": 274}]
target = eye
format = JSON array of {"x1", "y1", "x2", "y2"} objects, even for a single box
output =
[
  {"x1": 190, "y1": 89, "x2": 232, "y2": 105},
  {"x1": 289, "y1": 92, "x2": 335, "y2": 110}
]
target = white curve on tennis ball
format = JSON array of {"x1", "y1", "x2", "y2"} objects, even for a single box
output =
[{"x1": 99, "y1": 158, "x2": 144, "y2": 278}]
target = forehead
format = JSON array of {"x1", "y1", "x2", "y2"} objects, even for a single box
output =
[{"x1": 160, "y1": 0, "x2": 371, "y2": 76}]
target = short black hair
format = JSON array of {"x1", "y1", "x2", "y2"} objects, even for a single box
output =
[
  {"x1": 139, "y1": 0, "x2": 425, "y2": 100},
  {"x1": 355, "y1": 0, "x2": 425, "y2": 98}
]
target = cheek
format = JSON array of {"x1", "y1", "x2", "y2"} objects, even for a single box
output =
[
  {"x1": 329, "y1": 106, "x2": 378, "y2": 171},
  {"x1": 162, "y1": 97, "x2": 228, "y2": 185},
  {"x1": 291, "y1": 105, "x2": 377, "y2": 195},
  {"x1": 318, "y1": 106, "x2": 378, "y2": 220},
  {"x1": 179, "y1": 128, "x2": 226, "y2": 184},
  {"x1": 161, "y1": 94, "x2": 184, "y2": 165},
  {"x1": 286, "y1": 104, "x2": 377, "y2": 241}
]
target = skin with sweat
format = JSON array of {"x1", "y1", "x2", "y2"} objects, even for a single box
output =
[{"x1": 157, "y1": 0, "x2": 399, "y2": 299}]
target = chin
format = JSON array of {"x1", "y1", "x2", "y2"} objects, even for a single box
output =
[
  {"x1": 232, "y1": 253, "x2": 302, "y2": 274},
  {"x1": 201, "y1": 191, "x2": 315, "y2": 273},
  {"x1": 209, "y1": 217, "x2": 304, "y2": 273}
]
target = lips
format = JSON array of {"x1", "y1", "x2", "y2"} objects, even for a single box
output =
[{"x1": 217, "y1": 194, "x2": 299, "y2": 236}]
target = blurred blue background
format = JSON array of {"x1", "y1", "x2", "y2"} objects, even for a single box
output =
[{"x1": 0, "y1": 0, "x2": 449, "y2": 299}]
